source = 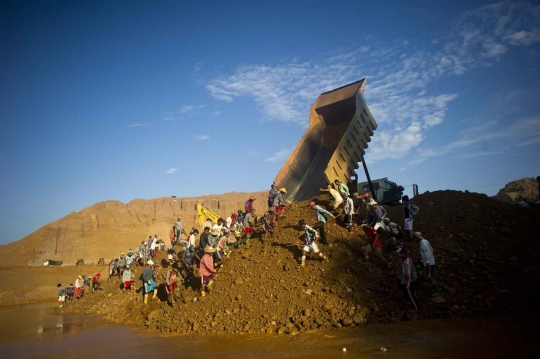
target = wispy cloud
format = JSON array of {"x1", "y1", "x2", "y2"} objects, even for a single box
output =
[
  {"x1": 181, "y1": 105, "x2": 195, "y2": 113},
  {"x1": 455, "y1": 150, "x2": 503, "y2": 159},
  {"x1": 163, "y1": 117, "x2": 174, "y2": 121},
  {"x1": 166, "y1": 168, "x2": 178, "y2": 174},
  {"x1": 196, "y1": 135, "x2": 210, "y2": 141},
  {"x1": 265, "y1": 149, "x2": 290, "y2": 162},
  {"x1": 247, "y1": 150, "x2": 259, "y2": 155},
  {"x1": 127, "y1": 123, "x2": 148, "y2": 128},
  {"x1": 206, "y1": 2, "x2": 540, "y2": 163},
  {"x1": 212, "y1": 111, "x2": 220, "y2": 115},
  {"x1": 518, "y1": 136, "x2": 540, "y2": 146},
  {"x1": 399, "y1": 167, "x2": 406, "y2": 171}
]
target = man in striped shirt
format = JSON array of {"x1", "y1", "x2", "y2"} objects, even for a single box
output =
[
  {"x1": 398, "y1": 248, "x2": 419, "y2": 311},
  {"x1": 298, "y1": 219, "x2": 329, "y2": 268}
]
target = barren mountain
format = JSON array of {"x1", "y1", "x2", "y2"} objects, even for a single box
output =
[
  {"x1": 494, "y1": 177, "x2": 539, "y2": 204},
  {"x1": 0, "y1": 191, "x2": 267, "y2": 266}
]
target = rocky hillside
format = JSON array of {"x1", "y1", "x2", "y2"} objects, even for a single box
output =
[
  {"x1": 0, "y1": 191, "x2": 267, "y2": 266},
  {"x1": 494, "y1": 177, "x2": 539, "y2": 204},
  {"x1": 63, "y1": 189, "x2": 540, "y2": 335}
]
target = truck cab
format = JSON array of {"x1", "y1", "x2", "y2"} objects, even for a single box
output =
[{"x1": 358, "y1": 177, "x2": 404, "y2": 205}]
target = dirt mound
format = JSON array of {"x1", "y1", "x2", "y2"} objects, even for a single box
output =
[
  {"x1": 494, "y1": 177, "x2": 539, "y2": 204},
  {"x1": 63, "y1": 190, "x2": 540, "y2": 335},
  {"x1": 0, "y1": 191, "x2": 267, "y2": 267}
]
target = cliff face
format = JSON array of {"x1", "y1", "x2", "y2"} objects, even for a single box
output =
[
  {"x1": 0, "y1": 191, "x2": 267, "y2": 266},
  {"x1": 494, "y1": 177, "x2": 539, "y2": 204}
]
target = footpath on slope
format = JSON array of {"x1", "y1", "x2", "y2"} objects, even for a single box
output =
[{"x1": 63, "y1": 190, "x2": 540, "y2": 335}]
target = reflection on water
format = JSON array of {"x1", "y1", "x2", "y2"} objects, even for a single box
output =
[{"x1": 0, "y1": 303, "x2": 537, "y2": 359}]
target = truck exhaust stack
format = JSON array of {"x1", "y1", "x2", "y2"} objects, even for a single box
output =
[{"x1": 274, "y1": 78, "x2": 378, "y2": 201}]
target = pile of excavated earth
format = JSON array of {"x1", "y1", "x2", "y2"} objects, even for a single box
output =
[{"x1": 64, "y1": 190, "x2": 540, "y2": 335}]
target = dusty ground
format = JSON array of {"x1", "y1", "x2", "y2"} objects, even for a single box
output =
[
  {"x1": 55, "y1": 189, "x2": 540, "y2": 335},
  {"x1": 0, "y1": 265, "x2": 109, "y2": 306}
]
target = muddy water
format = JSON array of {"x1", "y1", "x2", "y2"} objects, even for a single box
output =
[{"x1": 0, "y1": 304, "x2": 535, "y2": 359}]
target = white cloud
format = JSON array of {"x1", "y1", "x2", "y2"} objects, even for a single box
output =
[
  {"x1": 166, "y1": 168, "x2": 178, "y2": 174},
  {"x1": 265, "y1": 148, "x2": 290, "y2": 162},
  {"x1": 212, "y1": 111, "x2": 220, "y2": 115},
  {"x1": 196, "y1": 135, "x2": 210, "y2": 141},
  {"x1": 127, "y1": 123, "x2": 148, "y2": 127},
  {"x1": 399, "y1": 167, "x2": 406, "y2": 171},
  {"x1": 247, "y1": 150, "x2": 259, "y2": 155},
  {"x1": 454, "y1": 150, "x2": 502, "y2": 159},
  {"x1": 517, "y1": 136, "x2": 540, "y2": 147},
  {"x1": 181, "y1": 105, "x2": 194, "y2": 113},
  {"x1": 206, "y1": 1, "x2": 540, "y2": 162}
]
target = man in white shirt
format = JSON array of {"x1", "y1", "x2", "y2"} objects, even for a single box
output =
[
  {"x1": 343, "y1": 194, "x2": 354, "y2": 232},
  {"x1": 204, "y1": 218, "x2": 213, "y2": 230},
  {"x1": 415, "y1": 232, "x2": 435, "y2": 278},
  {"x1": 319, "y1": 185, "x2": 343, "y2": 210}
]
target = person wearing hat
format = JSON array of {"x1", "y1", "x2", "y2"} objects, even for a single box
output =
[
  {"x1": 199, "y1": 246, "x2": 218, "y2": 296},
  {"x1": 298, "y1": 219, "x2": 329, "y2": 267},
  {"x1": 334, "y1": 179, "x2": 350, "y2": 198},
  {"x1": 117, "y1": 253, "x2": 126, "y2": 272},
  {"x1": 309, "y1": 201, "x2": 335, "y2": 245},
  {"x1": 368, "y1": 200, "x2": 387, "y2": 230},
  {"x1": 91, "y1": 273, "x2": 102, "y2": 293},
  {"x1": 122, "y1": 267, "x2": 134, "y2": 293},
  {"x1": 320, "y1": 184, "x2": 343, "y2": 210},
  {"x1": 245, "y1": 196, "x2": 256, "y2": 214},
  {"x1": 272, "y1": 188, "x2": 288, "y2": 217},
  {"x1": 208, "y1": 228, "x2": 225, "y2": 262},
  {"x1": 343, "y1": 193, "x2": 355, "y2": 232},
  {"x1": 415, "y1": 232, "x2": 436, "y2": 279},
  {"x1": 142, "y1": 260, "x2": 158, "y2": 304},
  {"x1": 268, "y1": 184, "x2": 279, "y2": 208},
  {"x1": 219, "y1": 230, "x2": 234, "y2": 257}
]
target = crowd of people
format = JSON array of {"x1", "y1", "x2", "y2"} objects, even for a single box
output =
[{"x1": 58, "y1": 181, "x2": 436, "y2": 313}]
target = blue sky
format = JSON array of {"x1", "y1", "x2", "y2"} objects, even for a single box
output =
[{"x1": 1, "y1": 0, "x2": 539, "y2": 244}]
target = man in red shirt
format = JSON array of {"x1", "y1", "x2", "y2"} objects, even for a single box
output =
[{"x1": 361, "y1": 224, "x2": 389, "y2": 267}]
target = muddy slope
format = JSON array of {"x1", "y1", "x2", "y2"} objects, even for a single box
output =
[{"x1": 63, "y1": 190, "x2": 540, "y2": 335}]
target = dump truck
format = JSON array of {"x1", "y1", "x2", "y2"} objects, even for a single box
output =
[
  {"x1": 273, "y1": 78, "x2": 378, "y2": 201},
  {"x1": 357, "y1": 178, "x2": 405, "y2": 205}
]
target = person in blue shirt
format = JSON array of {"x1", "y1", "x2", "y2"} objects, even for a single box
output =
[{"x1": 308, "y1": 201, "x2": 335, "y2": 245}]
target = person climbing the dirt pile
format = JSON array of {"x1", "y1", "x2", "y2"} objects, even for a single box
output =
[
  {"x1": 187, "y1": 228, "x2": 199, "y2": 248},
  {"x1": 245, "y1": 196, "x2": 256, "y2": 214},
  {"x1": 182, "y1": 245, "x2": 199, "y2": 280},
  {"x1": 334, "y1": 179, "x2": 350, "y2": 198},
  {"x1": 237, "y1": 210, "x2": 244, "y2": 224},
  {"x1": 262, "y1": 210, "x2": 276, "y2": 241},
  {"x1": 169, "y1": 226, "x2": 177, "y2": 246},
  {"x1": 212, "y1": 218, "x2": 225, "y2": 235},
  {"x1": 343, "y1": 193, "x2": 355, "y2": 232},
  {"x1": 320, "y1": 184, "x2": 343, "y2": 211},
  {"x1": 298, "y1": 219, "x2": 329, "y2": 268},
  {"x1": 225, "y1": 214, "x2": 234, "y2": 229},
  {"x1": 152, "y1": 234, "x2": 160, "y2": 254},
  {"x1": 415, "y1": 232, "x2": 436, "y2": 279},
  {"x1": 74, "y1": 275, "x2": 84, "y2": 298},
  {"x1": 360, "y1": 224, "x2": 389, "y2": 267},
  {"x1": 147, "y1": 236, "x2": 154, "y2": 258},
  {"x1": 91, "y1": 273, "x2": 102, "y2": 293},
  {"x1": 199, "y1": 246, "x2": 218, "y2": 296},
  {"x1": 175, "y1": 217, "x2": 183, "y2": 242},
  {"x1": 397, "y1": 247, "x2": 419, "y2": 311},
  {"x1": 402, "y1": 195, "x2": 419, "y2": 240},
  {"x1": 126, "y1": 250, "x2": 135, "y2": 269},
  {"x1": 66, "y1": 284, "x2": 75, "y2": 301},
  {"x1": 354, "y1": 193, "x2": 371, "y2": 217},
  {"x1": 368, "y1": 200, "x2": 387, "y2": 230},
  {"x1": 230, "y1": 213, "x2": 238, "y2": 226},
  {"x1": 118, "y1": 253, "x2": 126, "y2": 271},
  {"x1": 208, "y1": 228, "x2": 226, "y2": 264},
  {"x1": 143, "y1": 260, "x2": 158, "y2": 304},
  {"x1": 57, "y1": 284, "x2": 66, "y2": 308},
  {"x1": 204, "y1": 218, "x2": 213, "y2": 230},
  {"x1": 272, "y1": 188, "x2": 288, "y2": 217},
  {"x1": 199, "y1": 227, "x2": 210, "y2": 251},
  {"x1": 165, "y1": 267, "x2": 181, "y2": 306},
  {"x1": 243, "y1": 209, "x2": 256, "y2": 246},
  {"x1": 219, "y1": 230, "x2": 234, "y2": 256},
  {"x1": 383, "y1": 218, "x2": 405, "y2": 251},
  {"x1": 122, "y1": 267, "x2": 134, "y2": 293},
  {"x1": 233, "y1": 220, "x2": 245, "y2": 246},
  {"x1": 309, "y1": 201, "x2": 336, "y2": 245},
  {"x1": 137, "y1": 240, "x2": 147, "y2": 265},
  {"x1": 167, "y1": 244, "x2": 176, "y2": 264}
]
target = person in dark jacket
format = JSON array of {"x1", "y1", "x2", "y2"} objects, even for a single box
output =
[{"x1": 142, "y1": 260, "x2": 158, "y2": 304}]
